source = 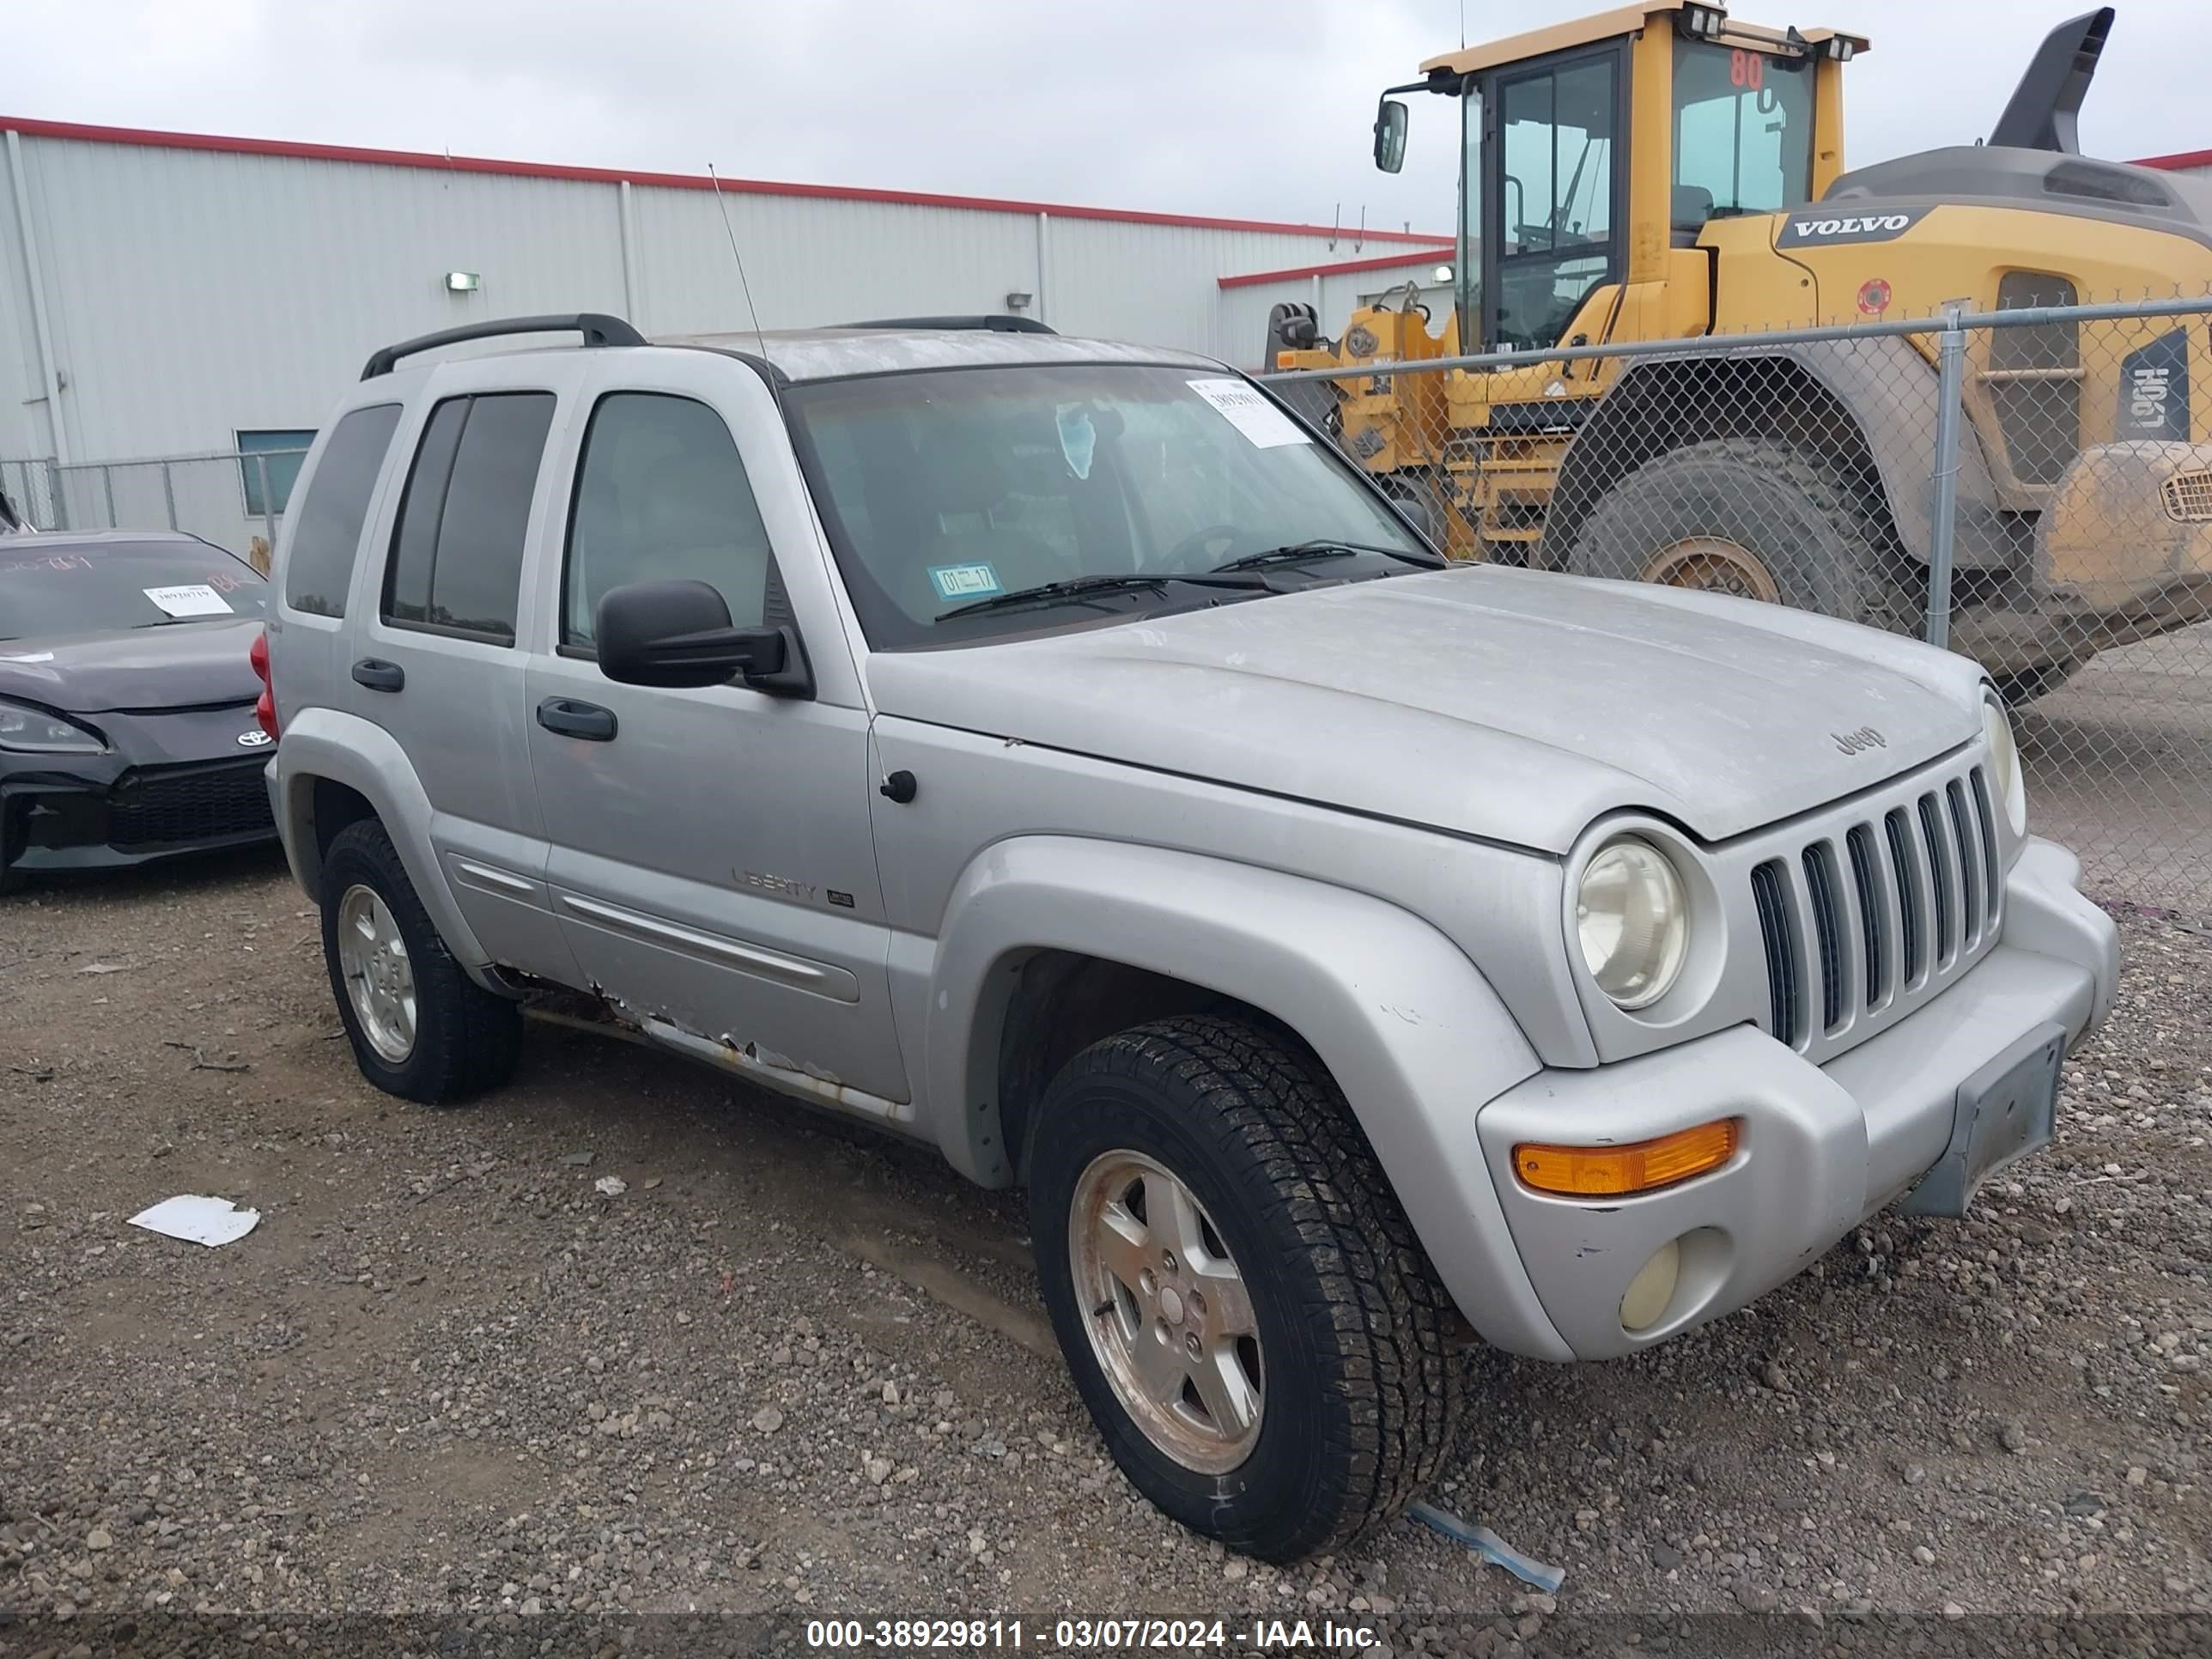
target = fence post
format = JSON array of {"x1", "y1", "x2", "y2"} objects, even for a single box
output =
[
  {"x1": 100, "y1": 464, "x2": 118, "y2": 530},
  {"x1": 1924, "y1": 302, "x2": 1967, "y2": 652},
  {"x1": 255, "y1": 453, "x2": 276, "y2": 565},
  {"x1": 161, "y1": 461, "x2": 178, "y2": 530},
  {"x1": 45, "y1": 458, "x2": 65, "y2": 530}
]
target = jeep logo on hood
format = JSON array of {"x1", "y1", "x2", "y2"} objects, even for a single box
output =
[
  {"x1": 1778, "y1": 208, "x2": 1929, "y2": 246},
  {"x1": 1832, "y1": 726, "x2": 1888, "y2": 756}
]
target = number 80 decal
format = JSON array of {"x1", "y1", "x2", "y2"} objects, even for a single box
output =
[{"x1": 1729, "y1": 48, "x2": 1765, "y2": 89}]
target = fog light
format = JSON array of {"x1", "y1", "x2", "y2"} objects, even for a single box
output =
[{"x1": 1620, "y1": 1237, "x2": 1682, "y2": 1332}]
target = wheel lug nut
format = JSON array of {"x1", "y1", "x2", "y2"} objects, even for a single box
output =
[
  {"x1": 1184, "y1": 1334, "x2": 1200, "y2": 1359},
  {"x1": 1161, "y1": 1251, "x2": 1177, "y2": 1273}
]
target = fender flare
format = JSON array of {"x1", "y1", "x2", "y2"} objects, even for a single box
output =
[
  {"x1": 270, "y1": 706, "x2": 490, "y2": 970},
  {"x1": 1543, "y1": 335, "x2": 2008, "y2": 571},
  {"x1": 925, "y1": 835, "x2": 1573, "y2": 1360}
]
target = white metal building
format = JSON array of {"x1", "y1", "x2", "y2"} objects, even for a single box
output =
[
  {"x1": 2140, "y1": 147, "x2": 2212, "y2": 188},
  {"x1": 0, "y1": 115, "x2": 1452, "y2": 551}
]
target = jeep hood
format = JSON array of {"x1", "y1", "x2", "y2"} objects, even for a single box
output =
[{"x1": 863, "y1": 568, "x2": 1984, "y2": 853}]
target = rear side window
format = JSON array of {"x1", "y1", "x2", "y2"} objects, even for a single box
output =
[
  {"x1": 562, "y1": 392, "x2": 776, "y2": 649},
  {"x1": 283, "y1": 404, "x2": 400, "y2": 617},
  {"x1": 382, "y1": 392, "x2": 555, "y2": 645}
]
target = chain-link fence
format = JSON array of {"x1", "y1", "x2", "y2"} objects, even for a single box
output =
[
  {"x1": 1264, "y1": 295, "x2": 2212, "y2": 919},
  {"x1": 3, "y1": 448, "x2": 307, "y2": 573}
]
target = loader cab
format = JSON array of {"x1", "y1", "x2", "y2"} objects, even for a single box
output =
[{"x1": 1378, "y1": 0, "x2": 1859, "y2": 353}]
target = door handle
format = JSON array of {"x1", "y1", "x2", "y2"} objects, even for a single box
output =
[
  {"x1": 536, "y1": 696, "x2": 617, "y2": 741},
  {"x1": 351, "y1": 658, "x2": 404, "y2": 692}
]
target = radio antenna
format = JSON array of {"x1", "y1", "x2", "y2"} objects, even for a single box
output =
[{"x1": 706, "y1": 162, "x2": 772, "y2": 367}]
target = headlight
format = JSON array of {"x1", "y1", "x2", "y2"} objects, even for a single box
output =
[
  {"x1": 1577, "y1": 837, "x2": 1690, "y2": 1010},
  {"x1": 0, "y1": 696, "x2": 106, "y2": 755},
  {"x1": 1983, "y1": 695, "x2": 2027, "y2": 836}
]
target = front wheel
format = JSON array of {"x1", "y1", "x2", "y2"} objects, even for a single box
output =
[{"x1": 1029, "y1": 1016, "x2": 1466, "y2": 1560}]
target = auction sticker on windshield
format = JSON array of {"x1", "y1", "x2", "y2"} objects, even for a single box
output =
[
  {"x1": 1186, "y1": 378, "x2": 1310, "y2": 449},
  {"x1": 143, "y1": 583, "x2": 234, "y2": 617},
  {"x1": 928, "y1": 563, "x2": 1003, "y2": 603}
]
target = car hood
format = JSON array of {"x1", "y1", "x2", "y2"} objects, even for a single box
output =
[
  {"x1": 864, "y1": 568, "x2": 1985, "y2": 852},
  {"x1": 0, "y1": 617, "x2": 264, "y2": 714}
]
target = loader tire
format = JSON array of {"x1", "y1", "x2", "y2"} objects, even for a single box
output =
[
  {"x1": 1565, "y1": 438, "x2": 1920, "y2": 634},
  {"x1": 1990, "y1": 659, "x2": 2081, "y2": 708}
]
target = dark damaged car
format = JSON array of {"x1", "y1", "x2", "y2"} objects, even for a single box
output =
[{"x1": 0, "y1": 531, "x2": 277, "y2": 891}]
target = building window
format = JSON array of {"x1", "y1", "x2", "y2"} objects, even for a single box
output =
[{"x1": 236, "y1": 428, "x2": 317, "y2": 516}]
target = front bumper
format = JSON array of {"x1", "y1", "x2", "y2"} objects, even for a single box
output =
[
  {"x1": 1475, "y1": 836, "x2": 2117, "y2": 1359},
  {"x1": 1, "y1": 707, "x2": 277, "y2": 880}
]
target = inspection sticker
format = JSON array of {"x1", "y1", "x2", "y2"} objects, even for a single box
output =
[
  {"x1": 1186, "y1": 377, "x2": 1310, "y2": 448},
  {"x1": 928, "y1": 562, "x2": 1003, "y2": 603},
  {"x1": 143, "y1": 583, "x2": 233, "y2": 617}
]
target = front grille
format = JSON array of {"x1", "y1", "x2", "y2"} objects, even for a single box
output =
[
  {"x1": 109, "y1": 760, "x2": 274, "y2": 849},
  {"x1": 1753, "y1": 763, "x2": 2001, "y2": 1054},
  {"x1": 2162, "y1": 469, "x2": 2212, "y2": 524}
]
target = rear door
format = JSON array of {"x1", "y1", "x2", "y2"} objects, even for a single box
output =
[
  {"x1": 345, "y1": 357, "x2": 586, "y2": 982},
  {"x1": 520, "y1": 349, "x2": 908, "y2": 1105}
]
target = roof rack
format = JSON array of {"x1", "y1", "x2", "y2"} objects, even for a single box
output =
[
  {"x1": 361, "y1": 313, "x2": 646, "y2": 380},
  {"x1": 842, "y1": 314, "x2": 1056, "y2": 335}
]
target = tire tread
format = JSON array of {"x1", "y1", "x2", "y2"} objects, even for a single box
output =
[{"x1": 1053, "y1": 1014, "x2": 1463, "y2": 1557}]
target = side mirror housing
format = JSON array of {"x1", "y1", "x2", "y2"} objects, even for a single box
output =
[
  {"x1": 1387, "y1": 489, "x2": 1436, "y2": 541},
  {"x1": 596, "y1": 579, "x2": 810, "y2": 696},
  {"x1": 1373, "y1": 99, "x2": 1409, "y2": 173}
]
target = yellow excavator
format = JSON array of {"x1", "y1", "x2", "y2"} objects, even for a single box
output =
[{"x1": 1270, "y1": 2, "x2": 2212, "y2": 698}]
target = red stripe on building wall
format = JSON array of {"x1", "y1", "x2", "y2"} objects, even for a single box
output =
[
  {"x1": 0, "y1": 114, "x2": 1453, "y2": 244},
  {"x1": 2136, "y1": 149, "x2": 2212, "y2": 172},
  {"x1": 1218, "y1": 246, "x2": 1457, "y2": 289}
]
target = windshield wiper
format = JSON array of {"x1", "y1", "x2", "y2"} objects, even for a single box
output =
[
  {"x1": 937, "y1": 570, "x2": 1266, "y2": 623},
  {"x1": 1212, "y1": 538, "x2": 1445, "y2": 574}
]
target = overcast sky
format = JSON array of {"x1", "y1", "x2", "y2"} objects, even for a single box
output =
[{"x1": 11, "y1": 0, "x2": 2205, "y2": 232}]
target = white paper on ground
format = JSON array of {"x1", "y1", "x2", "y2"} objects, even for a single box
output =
[
  {"x1": 143, "y1": 583, "x2": 233, "y2": 618},
  {"x1": 1185, "y1": 377, "x2": 1311, "y2": 448},
  {"x1": 126, "y1": 1194, "x2": 261, "y2": 1247}
]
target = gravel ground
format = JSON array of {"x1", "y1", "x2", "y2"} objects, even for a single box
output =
[
  {"x1": 3, "y1": 850, "x2": 2210, "y2": 1657},
  {"x1": 2027, "y1": 620, "x2": 2212, "y2": 923}
]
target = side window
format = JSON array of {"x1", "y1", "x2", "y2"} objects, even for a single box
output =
[
  {"x1": 562, "y1": 392, "x2": 775, "y2": 650},
  {"x1": 283, "y1": 404, "x2": 400, "y2": 618},
  {"x1": 382, "y1": 392, "x2": 555, "y2": 645}
]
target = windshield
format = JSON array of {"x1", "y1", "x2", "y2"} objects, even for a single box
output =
[
  {"x1": 782, "y1": 362, "x2": 1429, "y2": 647},
  {"x1": 0, "y1": 539, "x2": 269, "y2": 641},
  {"x1": 1673, "y1": 40, "x2": 1815, "y2": 222}
]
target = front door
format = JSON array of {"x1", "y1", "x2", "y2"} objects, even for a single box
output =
[
  {"x1": 521, "y1": 354, "x2": 908, "y2": 1105},
  {"x1": 1483, "y1": 44, "x2": 1626, "y2": 353}
]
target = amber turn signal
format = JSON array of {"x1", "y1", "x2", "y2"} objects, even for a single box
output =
[{"x1": 1514, "y1": 1120, "x2": 1739, "y2": 1197}]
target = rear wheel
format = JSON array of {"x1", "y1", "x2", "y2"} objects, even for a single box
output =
[
  {"x1": 1029, "y1": 1015, "x2": 1466, "y2": 1560},
  {"x1": 1565, "y1": 438, "x2": 1919, "y2": 633},
  {"x1": 319, "y1": 818, "x2": 520, "y2": 1104}
]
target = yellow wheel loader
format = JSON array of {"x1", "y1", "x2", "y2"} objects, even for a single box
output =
[{"x1": 1270, "y1": 2, "x2": 2212, "y2": 700}]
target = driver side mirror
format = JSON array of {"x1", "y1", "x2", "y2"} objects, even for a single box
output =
[
  {"x1": 596, "y1": 579, "x2": 811, "y2": 696},
  {"x1": 1373, "y1": 99, "x2": 1409, "y2": 173}
]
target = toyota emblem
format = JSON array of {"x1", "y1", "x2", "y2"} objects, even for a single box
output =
[{"x1": 237, "y1": 729, "x2": 273, "y2": 748}]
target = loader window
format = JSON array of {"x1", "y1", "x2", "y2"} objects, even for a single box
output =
[
  {"x1": 1494, "y1": 53, "x2": 1620, "y2": 350},
  {"x1": 1673, "y1": 40, "x2": 1814, "y2": 224}
]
